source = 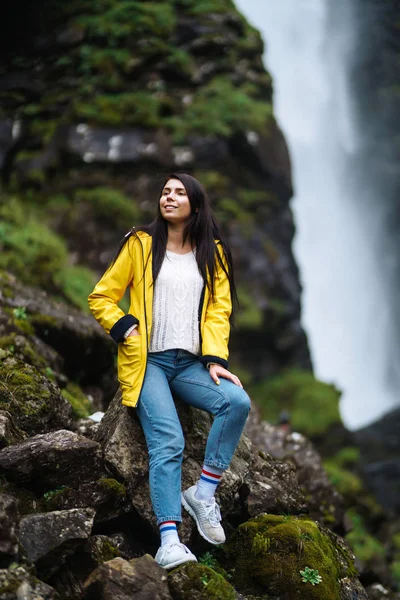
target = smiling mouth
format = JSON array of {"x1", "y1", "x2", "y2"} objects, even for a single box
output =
[{"x1": 164, "y1": 205, "x2": 177, "y2": 209}]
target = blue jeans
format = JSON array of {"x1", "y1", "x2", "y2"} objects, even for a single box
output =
[{"x1": 135, "y1": 349, "x2": 251, "y2": 525}]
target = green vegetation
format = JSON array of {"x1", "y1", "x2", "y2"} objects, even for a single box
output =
[
  {"x1": 169, "y1": 563, "x2": 236, "y2": 600},
  {"x1": 98, "y1": 477, "x2": 127, "y2": 499},
  {"x1": 0, "y1": 194, "x2": 100, "y2": 312},
  {"x1": 249, "y1": 369, "x2": 342, "y2": 436},
  {"x1": 300, "y1": 566, "x2": 322, "y2": 586},
  {"x1": 0, "y1": 198, "x2": 68, "y2": 288},
  {"x1": 73, "y1": 91, "x2": 166, "y2": 127},
  {"x1": 61, "y1": 382, "x2": 92, "y2": 419},
  {"x1": 180, "y1": 0, "x2": 235, "y2": 15},
  {"x1": 167, "y1": 77, "x2": 272, "y2": 142},
  {"x1": 73, "y1": 187, "x2": 140, "y2": 230},
  {"x1": 12, "y1": 307, "x2": 27, "y2": 320},
  {"x1": 199, "y1": 551, "x2": 219, "y2": 570},
  {"x1": 43, "y1": 486, "x2": 68, "y2": 502},
  {"x1": 323, "y1": 461, "x2": 364, "y2": 497},
  {"x1": 225, "y1": 514, "x2": 357, "y2": 599},
  {"x1": 54, "y1": 265, "x2": 97, "y2": 314},
  {"x1": 345, "y1": 510, "x2": 385, "y2": 563}
]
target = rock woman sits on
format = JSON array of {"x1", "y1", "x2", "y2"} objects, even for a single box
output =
[{"x1": 88, "y1": 172, "x2": 251, "y2": 569}]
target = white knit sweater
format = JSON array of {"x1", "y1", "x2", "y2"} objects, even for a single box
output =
[{"x1": 149, "y1": 250, "x2": 204, "y2": 355}]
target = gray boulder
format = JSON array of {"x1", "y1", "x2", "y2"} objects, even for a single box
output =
[
  {"x1": 82, "y1": 554, "x2": 171, "y2": 600},
  {"x1": 0, "y1": 430, "x2": 104, "y2": 493}
]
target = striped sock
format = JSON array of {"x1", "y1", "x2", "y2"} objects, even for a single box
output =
[
  {"x1": 159, "y1": 521, "x2": 179, "y2": 547},
  {"x1": 195, "y1": 465, "x2": 224, "y2": 502}
]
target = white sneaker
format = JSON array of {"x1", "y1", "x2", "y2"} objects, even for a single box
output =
[
  {"x1": 155, "y1": 542, "x2": 197, "y2": 570},
  {"x1": 182, "y1": 485, "x2": 226, "y2": 545}
]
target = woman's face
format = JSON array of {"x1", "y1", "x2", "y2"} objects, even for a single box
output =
[{"x1": 159, "y1": 178, "x2": 192, "y2": 225}]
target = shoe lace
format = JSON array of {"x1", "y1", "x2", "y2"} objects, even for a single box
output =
[{"x1": 204, "y1": 498, "x2": 222, "y2": 527}]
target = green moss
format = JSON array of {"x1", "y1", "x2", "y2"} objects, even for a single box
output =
[
  {"x1": 392, "y1": 533, "x2": 400, "y2": 550},
  {"x1": 54, "y1": 265, "x2": 97, "y2": 313},
  {"x1": 13, "y1": 318, "x2": 34, "y2": 336},
  {"x1": 76, "y1": 2, "x2": 176, "y2": 42},
  {"x1": 0, "y1": 198, "x2": 68, "y2": 288},
  {"x1": 180, "y1": 0, "x2": 235, "y2": 15},
  {"x1": 345, "y1": 510, "x2": 385, "y2": 563},
  {"x1": 225, "y1": 514, "x2": 356, "y2": 599},
  {"x1": 98, "y1": 477, "x2": 127, "y2": 498},
  {"x1": 61, "y1": 383, "x2": 92, "y2": 419},
  {"x1": 332, "y1": 447, "x2": 361, "y2": 468},
  {"x1": 92, "y1": 539, "x2": 120, "y2": 563},
  {"x1": 322, "y1": 461, "x2": 364, "y2": 497},
  {"x1": 167, "y1": 76, "x2": 272, "y2": 141},
  {"x1": 73, "y1": 91, "x2": 165, "y2": 127},
  {"x1": 193, "y1": 171, "x2": 231, "y2": 198},
  {"x1": 391, "y1": 559, "x2": 400, "y2": 588},
  {"x1": 0, "y1": 334, "x2": 48, "y2": 372},
  {"x1": 249, "y1": 369, "x2": 342, "y2": 437},
  {"x1": 73, "y1": 187, "x2": 140, "y2": 230},
  {"x1": 0, "y1": 359, "x2": 52, "y2": 422},
  {"x1": 169, "y1": 563, "x2": 236, "y2": 600},
  {"x1": 30, "y1": 314, "x2": 58, "y2": 329}
]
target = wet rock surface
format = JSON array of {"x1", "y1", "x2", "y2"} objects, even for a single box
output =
[
  {"x1": 0, "y1": 430, "x2": 104, "y2": 493},
  {"x1": 19, "y1": 508, "x2": 95, "y2": 563},
  {"x1": 82, "y1": 555, "x2": 171, "y2": 600}
]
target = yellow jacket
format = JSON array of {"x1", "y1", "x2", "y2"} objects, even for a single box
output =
[{"x1": 88, "y1": 231, "x2": 232, "y2": 407}]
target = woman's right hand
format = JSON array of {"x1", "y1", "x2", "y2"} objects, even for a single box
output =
[{"x1": 127, "y1": 328, "x2": 140, "y2": 337}]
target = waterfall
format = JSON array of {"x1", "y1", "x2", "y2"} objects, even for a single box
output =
[{"x1": 236, "y1": 0, "x2": 399, "y2": 429}]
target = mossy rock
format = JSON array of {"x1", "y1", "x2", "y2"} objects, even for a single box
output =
[
  {"x1": 0, "y1": 563, "x2": 55, "y2": 598},
  {"x1": 249, "y1": 369, "x2": 342, "y2": 437},
  {"x1": 224, "y1": 513, "x2": 357, "y2": 599},
  {"x1": 0, "y1": 333, "x2": 49, "y2": 373},
  {"x1": 0, "y1": 355, "x2": 73, "y2": 435},
  {"x1": 168, "y1": 562, "x2": 236, "y2": 600}
]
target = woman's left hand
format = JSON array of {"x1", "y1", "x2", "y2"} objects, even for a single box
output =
[{"x1": 208, "y1": 364, "x2": 243, "y2": 388}]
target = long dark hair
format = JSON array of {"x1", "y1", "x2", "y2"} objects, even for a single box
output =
[{"x1": 110, "y1": 172, "x2": 238, "y2": 317}]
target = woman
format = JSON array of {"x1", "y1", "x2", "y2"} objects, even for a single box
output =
[{"x1": 88, "y1": 173, "x2": 251, "y2": 569}]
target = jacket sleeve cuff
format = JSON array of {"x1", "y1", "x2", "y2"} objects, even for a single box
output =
[
  {"x1": 199, "y1": 355, "x2": 228, "y2": 370},
  {"x1": 110, "y1": 314, "x2": 139, "y2": 343}
]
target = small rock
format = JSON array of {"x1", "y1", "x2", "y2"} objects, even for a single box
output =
[
  {"x1": 82, "y1": 554, "x2": 171, "y2": 600},
  {"x1": 19, "y1": 508, "x2": 95, "y2": 563},
  {"x1": 0, "y1": 430, "x2": 104, "y2": 493}
]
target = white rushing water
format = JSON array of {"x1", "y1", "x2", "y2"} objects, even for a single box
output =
[{"x1": 235, "y1": 0, "x2": 397, "y2": 429}]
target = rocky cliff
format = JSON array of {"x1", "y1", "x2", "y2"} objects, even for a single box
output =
[
  {"x1": 0, "y1": 272, "x2": 370, "y2": 599},
  {"x1": 0, "y1": 0, "x2": 311, "y2": 387},
  {"x1": 0, "y1": 0, "x2": 399, "y2": 598}
]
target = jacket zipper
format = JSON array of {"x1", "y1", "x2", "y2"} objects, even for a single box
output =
[
  {"x1": 136, "y1": 233, "x2": 149, "y2": 402},
  {"x1": 198, "y1": 284, "x2": 205, "y2": 349}
]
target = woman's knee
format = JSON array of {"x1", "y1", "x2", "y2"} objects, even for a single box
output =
[{"x1": 228, "y1": 386, "x2": 251, "y2": 416}]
